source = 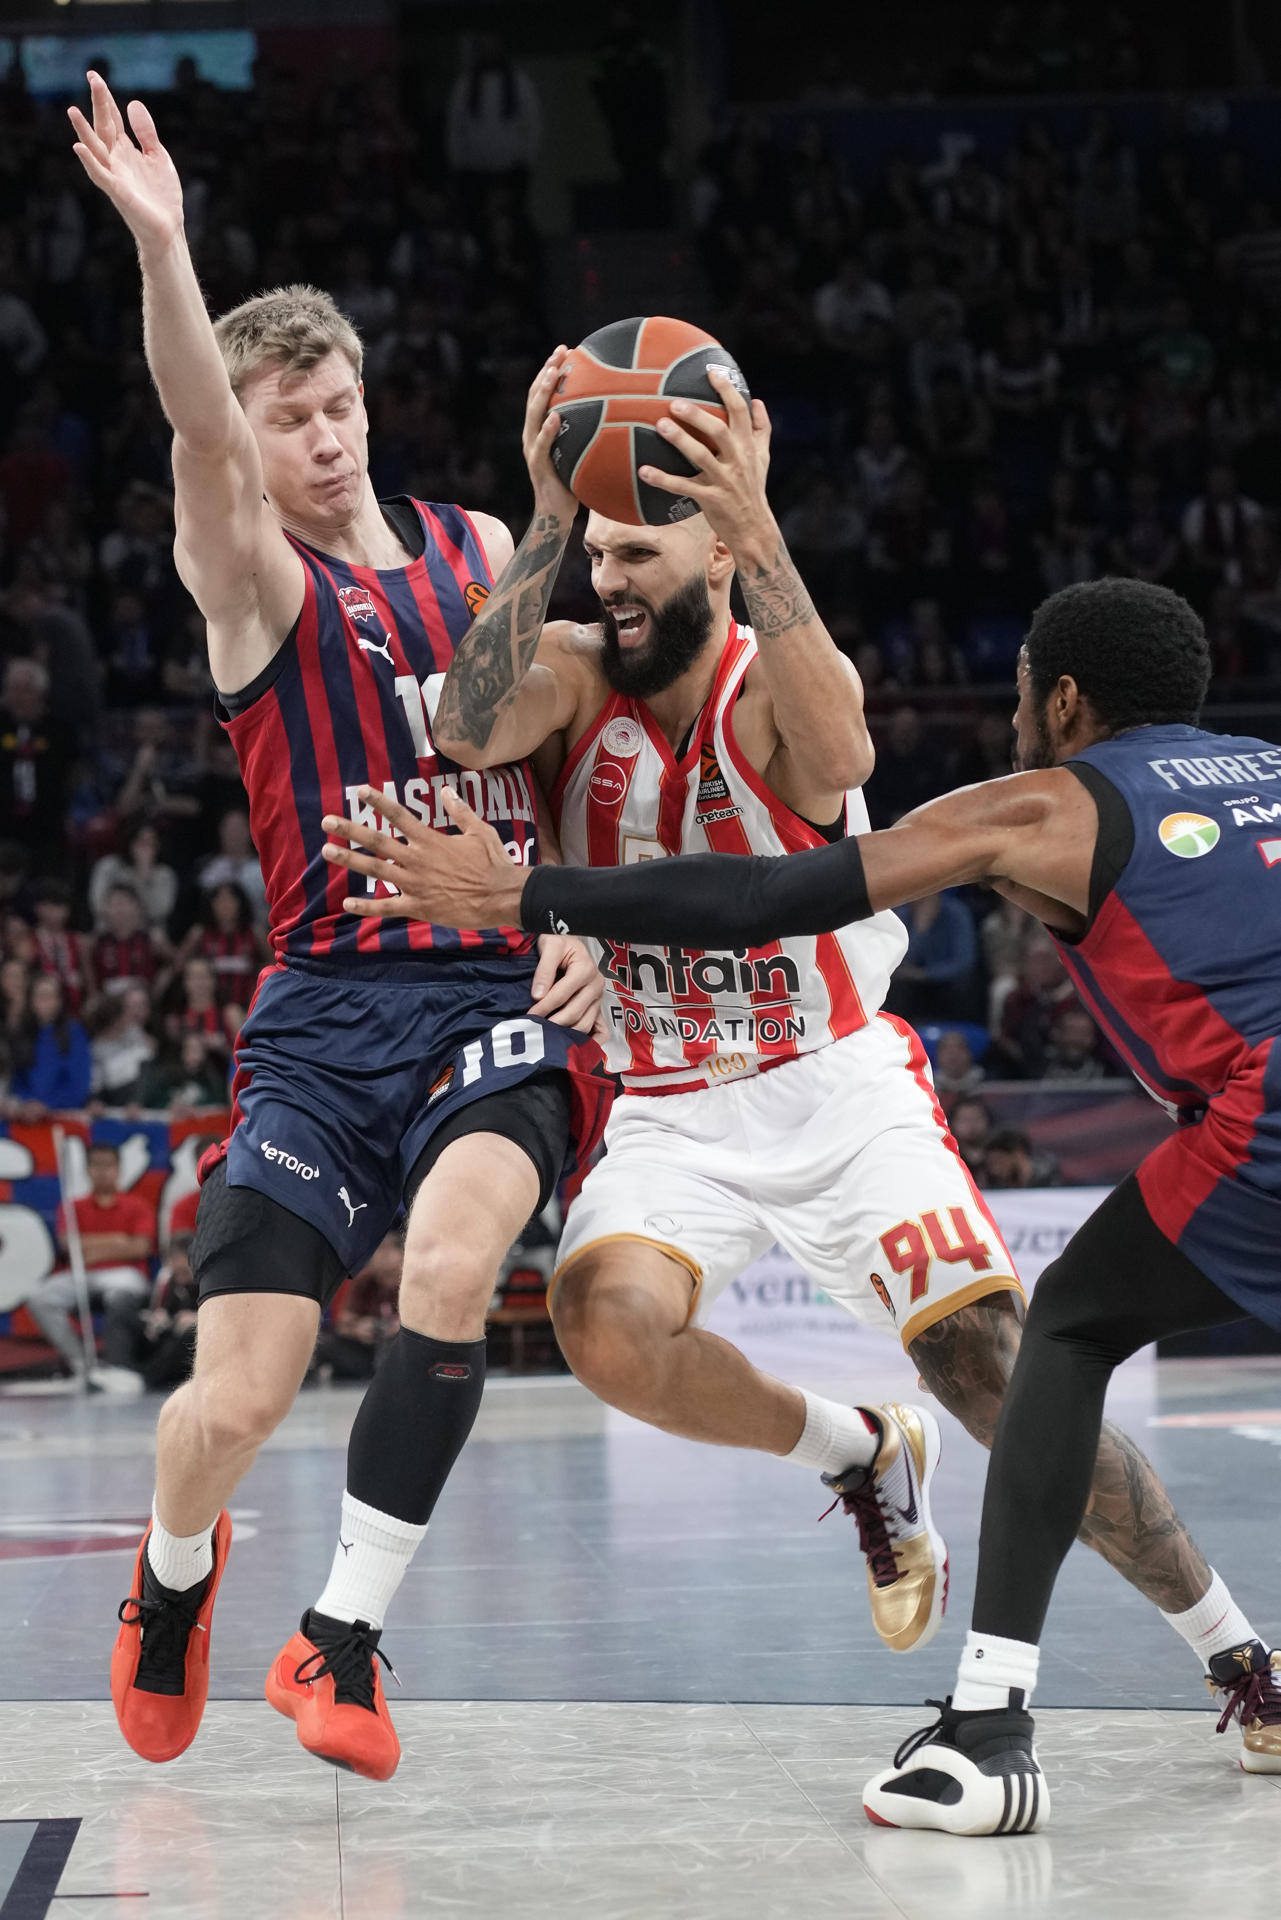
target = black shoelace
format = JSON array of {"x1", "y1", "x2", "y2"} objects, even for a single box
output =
[
  {"x1": 293, "y1": 1624, "x2": 397, "y2": 1712},
  {"x1": 118, "y1": 1584, "x2": 207, "y2": 1689},
  {"x1": 892, "y1": 1700, "x2": 950, "y2": 1769}
]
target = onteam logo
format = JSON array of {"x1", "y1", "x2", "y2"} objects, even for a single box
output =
[{"x1": 1158, "y1": 812, "x2": 1220, "y2": 858}]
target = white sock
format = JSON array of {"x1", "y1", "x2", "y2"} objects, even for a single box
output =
[
  {"x1": 952, "y1": 1630, "x2": 1040, "y2": 1712},
  {"x1": 314, "y1": 1493, "x2": 428, "y2": 1631},
  {"x1": 1161, "y1": 1569, "x2": 1258, "y2": 1669},
  {"x1": 785, "y1": 1392, "x2": 880, "y2": 1475},
  {"x1": 147, "y1": 1500, "x2": 215, "y2": 1592}
]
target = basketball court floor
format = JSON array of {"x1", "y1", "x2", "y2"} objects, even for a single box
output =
[{"x1": 1, "y1": 1332, "x2": 1277, "y2": 1918}]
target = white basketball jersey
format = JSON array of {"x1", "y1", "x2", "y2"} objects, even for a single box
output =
[{"x1": 551, "y1": 621, "x2": 908, "y2": 1093}]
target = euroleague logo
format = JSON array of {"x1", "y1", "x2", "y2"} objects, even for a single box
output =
[
  {"x1": 1158, "y1": 812, "x2": 1220, "y2": 859},
  {"x1": 590, "y1": 762, "x2": 629, "y2": 805},
  {"x1": 464, "y1": 580, "x2": 490, "y2": 617}
]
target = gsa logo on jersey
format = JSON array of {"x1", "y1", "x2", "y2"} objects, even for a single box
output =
[{"x1": 1159, "y1": 812, "x2": 1221, "y2": 858}]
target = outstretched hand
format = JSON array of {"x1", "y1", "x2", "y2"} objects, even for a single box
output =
[
  {"x1": 638, "y1": 364, "x2": 773, "y2": 554},
  {"x1": 68, "y1": 71, "x2": 184, "y2": 254},
  {"x1": 321, "y1": 786, "x2": 528, "y2": 933}
]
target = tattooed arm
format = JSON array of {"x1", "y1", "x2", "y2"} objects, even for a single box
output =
[
  {"x1": 638, "y1": 364, "x2": 873, "y2": 819},
  {"x1": 910, "y1": 1295, "x2": 1213, "y2": 1615},
  {"x1": 433, "y1": 347, "x2": 586, "y2": 768}
]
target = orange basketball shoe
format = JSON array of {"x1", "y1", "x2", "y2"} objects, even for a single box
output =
[
  {"x1": 265, "y1": 1609, "x2": 401, "y2": 1780},
  {"x1": 111, "y1": 1509, "x2": 232, "y2": 1763}
]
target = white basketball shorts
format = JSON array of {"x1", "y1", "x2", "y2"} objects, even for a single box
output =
[{"x1": 553, "y1": 1012, "x2": 1023, "y2": 1350}]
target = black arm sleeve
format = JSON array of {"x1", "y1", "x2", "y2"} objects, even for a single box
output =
[{"x1": 520, "y1": 837, "x2": 872, "y2": 946}]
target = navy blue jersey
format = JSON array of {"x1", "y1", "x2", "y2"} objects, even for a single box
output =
[
  {"x1": 222, "y1": 499, "x2": 540, "y2": 963},
  {"x1": 1059, "y1": 722, "x2": 1281, "y2": 1111}
]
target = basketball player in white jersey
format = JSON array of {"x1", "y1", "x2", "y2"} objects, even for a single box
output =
[{"x1": 329, "y1": 350, "x2": 1234, "y2": 1660}]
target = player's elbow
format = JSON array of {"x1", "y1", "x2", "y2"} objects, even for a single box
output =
[
  {"x1": 430, "y1": 727, "x2": 504, "y2": 770},
  {"x1": 829, "y1": 728, "x2": 875, "y2": 790}
]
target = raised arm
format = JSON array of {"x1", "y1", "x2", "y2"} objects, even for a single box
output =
[
  {"x1": 643, "y1": 366, "x2": 874, "y2": 818},
  {"x1": 318, "y1": 767, "x2": 1100, "y2": 945},
  {"x1": 432, "y1": 350, "x2": 584, "y2": 766},
  {"x1": 69, "y1": 73, "x2": 301, "y2": 692}
]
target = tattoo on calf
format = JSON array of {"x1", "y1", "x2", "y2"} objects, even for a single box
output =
[
  {"x1": 909, "y1": 1296, "x2": 1211, "y2": 1614},
  {"x1": 435, "y1": 513, "x2": 569, "y2": 749}
]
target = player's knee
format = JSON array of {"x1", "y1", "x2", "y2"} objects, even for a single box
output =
[
  {"x1": 398, "y1": 1233, "x2": 495, "y2": 1333},
  {"x1": 553, "y1": 1266, "x2": 671, "y2": 1408},
  {"x1": 191, "y1": 1366, "x2": 294, "y2": 1454}
]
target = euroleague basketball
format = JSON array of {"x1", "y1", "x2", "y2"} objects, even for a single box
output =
[{"x1": 549, "y1": 316, "x2": 750, "y2": 526}]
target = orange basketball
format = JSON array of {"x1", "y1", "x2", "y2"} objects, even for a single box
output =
[{"x1": 549, "y1": 316, "x2": 750, "y2": 526}]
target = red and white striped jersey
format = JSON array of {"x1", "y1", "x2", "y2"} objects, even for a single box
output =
[{"x1": 550, "y1": 620, "x2": 907, "y2": 1093}]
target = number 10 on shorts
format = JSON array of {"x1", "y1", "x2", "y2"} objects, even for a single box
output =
[{"x1": 879, "y1": 1207, "x2": 992, "y2": 1303}]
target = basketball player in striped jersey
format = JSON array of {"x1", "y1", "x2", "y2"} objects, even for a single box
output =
[
  {"x1": 71, "y1": 73, "x2": 610, "y2": 1781},
  {"x1": 330, "y1": 348, "x2": 1253, "y2": 1684}
]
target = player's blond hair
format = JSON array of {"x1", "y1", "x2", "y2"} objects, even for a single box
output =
[{"x1": 213, "y1": 284, "x2": 363, "y2": 399}]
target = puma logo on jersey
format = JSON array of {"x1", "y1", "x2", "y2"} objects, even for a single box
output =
[
  {"x1": 357, "y1": 635, "x2": 395, "y2": 666},
  {"x1": 338, "y1": 1186, "x2": 368, "y2": 1229}
]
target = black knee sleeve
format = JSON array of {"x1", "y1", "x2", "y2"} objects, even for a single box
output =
[{"x1": 345, "y1": 1326, "x2": 487, "y2": 1526}]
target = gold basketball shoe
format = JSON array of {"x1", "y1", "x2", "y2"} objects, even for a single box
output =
[
  {"x1": 821, "y1": 1403, "x2": 947, "y2": 1653},
  {"x1": 1208, "y1": 1643, "x2": 1281, "y2": 1772}
]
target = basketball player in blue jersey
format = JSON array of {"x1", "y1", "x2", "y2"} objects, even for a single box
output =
[
  {"x1": 349, "y1": 573, "x2": 1281, "y2": 1827},
  {"x1": 70, "y1": 73, "x2": 611, "y2": 1781}
]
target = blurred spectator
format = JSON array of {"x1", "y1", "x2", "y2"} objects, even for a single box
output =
[
  {"x1": 127, "y1": 1230, "x2": 199, "y2": 1391},
  {"x1": 1043, "y1": 1003, "x2": 1114, "y2": 1081},
  {"x1": 24, "y1": 1139, "x2": 154, "y2": 1382},
  {"x1": 1180, "y1": 464, "x2": 1263, "y2": 597},
  {"x1": 176, "y1": 881, "x2": 267, "y2": 1006},
  {"x1": 948, "y1": 1094, "x2": 994, "y2": 1182},
  {"x1": 867, "y1": 705, "x2": 950, "y2": 825},
  {"x1": 989, "y1": 935, "x2": 1076, "y2": 1078},
  {"x1": 89, "y1": 982, "x2": 156, "y2": 1104},
  {"x1": 137, "y1": 1031, "x2": 227, "y2": 1112},
  {"x1": 90, "y1": 882, "x2": 169, "y2": 995},
  {"x1": 933, "y1": 1028, "x2": 987, "y2": 1097},
  {"x1": 163, "y1": 956, "x2": 232, "y2": 1061},
  {"x1": 7, "y1": 973, "x2": 91, "y2": 1117},
  {"x1": 313, "y1": 1235, "x2": 402, "y2": 1382},
  {"x1": 0, "y1": 658, "x2": 77, "y2": 874},
  {"x1": 198, "y1": 809, "x2": 267, "y2": 923},
  {"x1": 592, "y1": 6, "x2": 672, "y2": 228},
  {"x1": 983, "y1": 1125, "x2": 1061, "y2": 1189},
  {"x1": 31, "y1": 879, "x2": 89, "y2": 1012},
  {"x1": 445, "y1": 34, "x2": 542, "y2": 223},
  {"x1": 979, "y1": 895, "x2": 1041, "y2": 1027},
  {"x1": 89, "y1": 819, "x2": 178, "y2": 933},
  {"x1": 885, "y1": 890, "x2": 979, "y2": 1024},
  {"x1": 113, "y1": 707, "x2": 201, "y2": 849}
]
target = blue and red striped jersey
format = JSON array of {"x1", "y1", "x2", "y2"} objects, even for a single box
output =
[
  {"x1": 221, "y1": 498, "x2": 539, "y2": 963},
  {"x1": 1057, "y1": 722, "x2": 1281, "y2": 1111}
]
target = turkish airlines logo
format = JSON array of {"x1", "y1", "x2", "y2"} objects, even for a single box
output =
[{"x1": 590, "y1": 764, "x2": 628, "y2": 805}]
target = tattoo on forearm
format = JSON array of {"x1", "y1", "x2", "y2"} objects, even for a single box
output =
[
  {"x1": 909, "y1": 1296, "x2": 1211, "y2": 1614},
  {"x1": 737, "y1": 534, "x2": 819, "y2": 640},
  {"x1": 435, "y1": 513, "x2": 569, "y2": 749}
]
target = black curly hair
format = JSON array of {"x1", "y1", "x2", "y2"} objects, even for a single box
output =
[{"x1": 1024, "y1": 578, "x2": 1210, "y2": 734}]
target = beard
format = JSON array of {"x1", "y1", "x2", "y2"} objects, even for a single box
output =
[
  {"x1": 1014, "y1": 707, "x2": 1056, "y2": 772},
  {"x1": 599, "y1": 574, "x2": 716, "y2": 699}
]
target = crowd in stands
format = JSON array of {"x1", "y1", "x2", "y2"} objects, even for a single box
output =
[{"x1": 11, "y1": 43, "x2": 1267, "y2": 1126}]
